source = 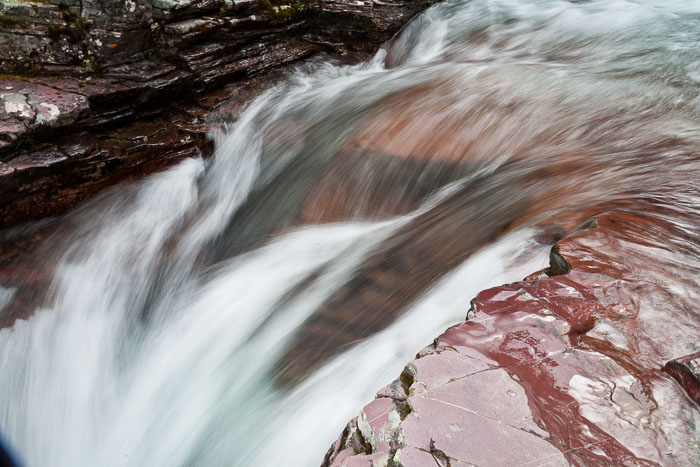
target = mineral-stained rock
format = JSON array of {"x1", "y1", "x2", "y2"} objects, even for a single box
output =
[
  {"x1": 324, "y1": 202, "x2": 700, "y2": 466},
  {"x1": 0, "y1": 0, "x2": 438, "y2": 227}
]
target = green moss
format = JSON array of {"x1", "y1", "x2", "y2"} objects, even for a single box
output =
[
  {"x1": 0, "y1": 16, "x2": 22, "y2": 25},
  {"x1": 259, "y1": 0, "x2": 316, "y2": 23},
  {"x1": 14, "y1": 134, "x2": 39, "y2": 152},
  {"x1": 0, "y1": 73, "x2": 30, "y2": 81}
]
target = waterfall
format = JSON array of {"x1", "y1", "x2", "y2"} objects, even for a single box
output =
[{"x1": 0, "y1": 0, "x2": 698, "y2": 465}]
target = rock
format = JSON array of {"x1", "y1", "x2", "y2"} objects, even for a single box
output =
[
  {"x1": 294, "y1": 76, "x2": 603, "y2": 226},
  {"x1": 0, "y1": 80, "x2": 89, "y2": 147},
  {"x1": 665, "y1": 353, "x2": 700, "y2": 406},
  {"x1": 0, "y1": 0, "x2": 438, "y2": 228},
  {"x1": 0, "y1": 101, "x2": 218, "y2": 226},
  {"x1": 324, "y1": 202, "x2": 700, "y2": 466},
  {"x1": 0, "y1": 216, "x2": 59, "y2": 328},
  {"x1": 311, "y1": 0, "x2": 435, "y2": 52}
]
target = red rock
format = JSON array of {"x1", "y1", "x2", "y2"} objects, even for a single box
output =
[
  {"x1": 325, "y1": 202, "x2": 700, "y2": 466},
  {"x1": 665, "y1": 353, "x2": 700, "y2": 406},
  {"x1": 297, "y1": 80, "x2": 520, "y2": 224},
  {"x1": 294, "y1": 75, "x2": 618, "y2": 229}
]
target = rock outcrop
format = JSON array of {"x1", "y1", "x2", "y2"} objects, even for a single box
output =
[
  {"x1": 323, "y1": 201, "x2": 700, "y2": 466},
  {"x1": 0, "y1": 0, "x2": 435, "y2": 227}
]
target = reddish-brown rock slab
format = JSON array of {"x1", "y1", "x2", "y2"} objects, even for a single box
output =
[
  {"x1": 296, "y1": 79, "x2": 532, "y2": 224},
  {"x1": 324, "y1": 203, "x2": 700, "y2": 466}
]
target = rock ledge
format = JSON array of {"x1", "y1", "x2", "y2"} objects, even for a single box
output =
[{"x1": 324, "y1": 202, "x2": 700, "y2": 466}]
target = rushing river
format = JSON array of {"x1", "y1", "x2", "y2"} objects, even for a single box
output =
[{"x1": 0, "y1": 0, "x2": 699, "y2": 465}]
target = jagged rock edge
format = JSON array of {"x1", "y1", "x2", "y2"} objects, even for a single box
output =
[{"x1": 321, "y1": 233, "x2": 582, "y2": 466}]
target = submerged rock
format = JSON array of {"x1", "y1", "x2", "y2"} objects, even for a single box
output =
[{"x1": 323, "y1": 201, "x2": 700, "y2": 466}]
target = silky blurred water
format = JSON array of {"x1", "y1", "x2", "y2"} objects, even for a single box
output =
[{"x1": 0, "y1": 0, "x2": 698, "y2": 465}]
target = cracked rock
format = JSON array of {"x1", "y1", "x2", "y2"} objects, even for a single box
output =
[{"x1": 324, "y1": 204, "x2": 700, "y2": 466}]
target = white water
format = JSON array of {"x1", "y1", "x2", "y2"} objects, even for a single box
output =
[
  {"x1": 0, "y1": 154, "x2": 549, "y2": 466},
  {"x1": 1, "y1": 0, "x2": 699, "y2": 465}
]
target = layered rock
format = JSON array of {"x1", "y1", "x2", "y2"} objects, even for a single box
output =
[
  {"x1": 0, "y1": 0, "x2": 435, "y2": 227},
  {"x1": 323, "y1": 202, "x2": 700, "y2": 466}
]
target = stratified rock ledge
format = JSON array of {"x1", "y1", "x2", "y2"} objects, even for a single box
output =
[
  {"x1": 0, "y1": 0, "x2": 436, "y2": 227},
  {"x1": 323, "y1": 201, "x2": 700, "y2": 466}
]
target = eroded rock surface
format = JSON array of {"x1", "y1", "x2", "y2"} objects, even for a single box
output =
[
  {"x1": 0, "y1": 0, "x2": 436, "y2": 227},
  {"x1": 323, "y1": 202, "x2": 700, "y2": 466}
]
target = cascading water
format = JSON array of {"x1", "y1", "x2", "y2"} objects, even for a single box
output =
[{"x1": 0, "y1": 0, "x2": 698, "y2": 465}]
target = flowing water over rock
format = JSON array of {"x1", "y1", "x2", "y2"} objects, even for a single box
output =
[{"x1": 0, "y1": 0, "x2": 698, "y2": 465}]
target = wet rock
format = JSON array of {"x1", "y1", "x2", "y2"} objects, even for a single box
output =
[
  {"x1": 325, "y1": 202, "x2": 700, "y2": 466},
  {"x1": 665, "y1": 353, "x2": 700, "y2": 406},
  {"x1": 312, "y1": 0, "x2": 436, "y2": 53},
  {"x1": 298, "y1": 149, "x2": 470, "y2": 224},
  {"x1": 294, "y1": 79, "x2": 533, "y2": 224},
  {"x1": 0, "y1": 80, "x2": 89, "y2": 149},
  {"x1": 0, "y1": 107, "x2": 212, "y2": 227},
  {"x1": 294, "y1": 77, "x2": 604, "y2": 226},
  {"x1": 295, "y1": 80, "x2": 520, "y2": 224}
]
